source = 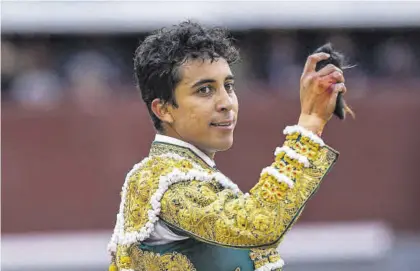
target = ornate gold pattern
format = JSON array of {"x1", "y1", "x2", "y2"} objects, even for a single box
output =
[
  {"x1": 284, "y1": 133, "x2": 322, "y2": 162},
  {"x1": 112, "y1": 135, "x2": 338, "y2": 270},
  {"x1": 160, "y1": 138, "x2": 338, "y2": 248},
  {"x1": 123, "y1": 156, "x2": 196, "y2": 232},
  {"x1": 129, "y1": 246, "x2": 196, "y2": 271},
  {"x1": 150, "y1": 143, "x2": 215, "y2": 172},
  {"x1": 273, "y1": 153, "x2": 304, "y2": 183},
  {"x1": 259, "y1": 176, "x2": 289, "y2": 203},
  {"x1": 115, "y1": 244, "x2": 133, "y2": 269}
]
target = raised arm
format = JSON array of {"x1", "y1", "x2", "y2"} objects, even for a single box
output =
[
  {"x1": 159, "y1": 125, "x2": 337, "y2": 247},
  {"x1": 159, "y1": 52, "x2": 346, "y2": 247}
]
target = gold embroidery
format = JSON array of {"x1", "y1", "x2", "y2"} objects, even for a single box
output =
[
  {"x1": 114, "y1": 138, "x2": 337, "y2": 269},
  {"x1": 272, "y1": 145, "x2": 339, "y2": 246},
  {"x1": 273, "y1": 158, "x2": 301, "y2": 183},
  {"x1": 129, "y1": 246, "x2": 196, "y2": 271},
  {"x1": 150, "y1": 143, "x2": 214, "y2": 171},
  {"x1": 123, "y1": 155, "x2": 195, "y2": 232},
  {"x1": 284, "y1": 133, "x2": 321, "y2": 162},
  {"x1": 259, "y1": 176, "x2": 289, "y2": 203},
  {"x1": 250, "y1": 248, "x2": 283, "y2": 270},
  {"x1": 160, "y1": 143, "x2": 337, "y2": 247},
  {"x1": 109, "y1": 262, "x2": 118, "y2": 271},
  {"x1": 115, "y1": 244, "x2": 133, "y2": 270}
]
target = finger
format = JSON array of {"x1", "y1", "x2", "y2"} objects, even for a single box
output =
[
  {"x1": 340, "y1": 84, "x2": 347, "y2": 95},
  {"x1": 330, "y1": 83, "x2": 346, "y2": 95},
  {"x1": 332, "y1": 71, "x2": 345, "y2": 83},
  {"x1": 321, "y1": 71, "x2": 345, "y2": 84},
  {"x1": 317, "y1": 64, "x2": 343, "y2": 77},
  {"x1": 303, "y1": 53, "x2": 330, "y2": 74}
]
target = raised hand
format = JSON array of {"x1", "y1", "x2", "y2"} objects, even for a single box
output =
[{"x1": 298, "y1": 52, "x2": 347, "y2": 136}]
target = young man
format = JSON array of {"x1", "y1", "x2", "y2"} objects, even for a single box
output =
[{"x1": 108, "y1": 21, "x2": 346, "y2": 271}]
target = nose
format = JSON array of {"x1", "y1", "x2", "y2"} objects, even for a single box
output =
[{"x1": 216, "y1": 89, "x2": 233, "y2": 112}]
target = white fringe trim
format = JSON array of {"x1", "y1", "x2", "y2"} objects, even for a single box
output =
[
  {"x1": 274, "y1": 146, "x2": 310, "y2": 168},
  {"x1": 261, "y1": 167, "x2": 294, "y2": 188},
  {"x1": 107, "y1": 153, "x2": 202, "y2": 254},
  {"x1": 254, "y1": 258, "x2": 285, "y2": 271},
  {"x1": 283, "y1": 125, "x2": 325, "y2": 147},
  {"x1": 107, "y1": 154, "x2": 241, "y2": 255},
  {"x1": 107, "y1": 156, "x2": 152, "y2": 255}
]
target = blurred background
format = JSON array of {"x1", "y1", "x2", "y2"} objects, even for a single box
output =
[{"x1": 2, "y1": 1, "x2": 420, "y2": 271}]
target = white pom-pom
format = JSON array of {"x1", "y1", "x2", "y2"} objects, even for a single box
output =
[
  {"x1": 283, "y1": 125, "x2": 325, "y2": 146},
  {"x1": 275, "y1": 146, "x2": 310, "y2": 167},
  {"x1": 261, "y1": 167, "x2": 294, "y2": 188}
]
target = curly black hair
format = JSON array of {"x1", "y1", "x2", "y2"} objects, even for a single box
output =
[{"x1": 134, "y1": 20, "x2": 240, "y2": 131}]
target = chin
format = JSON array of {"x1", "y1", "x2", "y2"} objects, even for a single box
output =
[{"x1": 214, "y1": 138, "x2": 234, "y2": 152}]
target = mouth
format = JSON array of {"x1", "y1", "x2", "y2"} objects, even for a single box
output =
[{"x1": 210, "y1": 120, "x2": 235, "y2": 129}]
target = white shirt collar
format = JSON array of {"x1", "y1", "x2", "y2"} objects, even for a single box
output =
[{"x1": 154, "y1": 134, "x2": 216, "y2": 168}]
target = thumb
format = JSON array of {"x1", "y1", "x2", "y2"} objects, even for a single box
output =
[{"x1": 330, "y1": 83, "x2": 345, "y2": 100}]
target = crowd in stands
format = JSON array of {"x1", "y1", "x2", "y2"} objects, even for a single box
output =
[{"x1": 2, "y1": 28, "x2": 419, "y2": 110}]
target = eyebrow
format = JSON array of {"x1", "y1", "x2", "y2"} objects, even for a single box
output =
[{"x1": 191, "y1": 75, "x2": 235, "y2": 88}]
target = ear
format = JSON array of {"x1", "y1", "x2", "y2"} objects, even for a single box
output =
[{"x1": 151, "y1": 98, "x2": 174, "y2": 124}]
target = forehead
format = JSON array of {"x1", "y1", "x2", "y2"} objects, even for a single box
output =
[{"x1": 178, "y1": 58, "x2": 232, "y2": 84}]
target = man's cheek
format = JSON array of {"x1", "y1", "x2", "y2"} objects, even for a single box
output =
[{"x1": 187, "y1": 109, "x2": 200, "y2": 123}]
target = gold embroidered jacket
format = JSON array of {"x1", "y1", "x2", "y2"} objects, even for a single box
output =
[{"x1": 108, "y1": 126, "x2": 339, "y2": 271}]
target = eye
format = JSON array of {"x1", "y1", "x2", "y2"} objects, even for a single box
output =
[
  {"x1": 197, "y1": 85, "x2": 213, "y2": 96},
  {"x1": 225, "y1": 82, "x2": 235, "y2": 93}
]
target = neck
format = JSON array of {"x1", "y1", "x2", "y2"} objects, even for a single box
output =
[
  {"x1": 159, "y1": 128, "x2": 215, "y2": 160},
  {"x1": 206, "y1": 151, "x2": 216, "y2": 160}
]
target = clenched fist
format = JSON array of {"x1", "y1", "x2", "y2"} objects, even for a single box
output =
[{"x1": 298, "y1": 52, "x2": 347, "y2": 136}]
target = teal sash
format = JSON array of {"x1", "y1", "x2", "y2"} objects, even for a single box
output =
[{"x1": 140, "y1": 238, "x2": 254, "y2": 271}]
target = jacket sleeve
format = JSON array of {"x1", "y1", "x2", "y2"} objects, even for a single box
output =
[{"x1": 159, "y1": 125, "x2": 339, "y2": 248}]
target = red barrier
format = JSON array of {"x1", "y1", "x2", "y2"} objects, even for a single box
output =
[{"x1": 2, "y1": 92, "x2": 420, "y2": 233}]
